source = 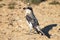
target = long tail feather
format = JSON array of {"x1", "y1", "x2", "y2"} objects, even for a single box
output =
[{"x1": 34, "y1": 26, "x2": 45, "y2": 35}]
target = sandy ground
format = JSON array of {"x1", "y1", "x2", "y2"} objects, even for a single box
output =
[{"x1": 0, "y1": 0, "x2": 60, "y2": 40}]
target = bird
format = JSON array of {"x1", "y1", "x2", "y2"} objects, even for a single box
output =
[{"x1": 23, "y1": 6, "x2": 44, "y2": 35}]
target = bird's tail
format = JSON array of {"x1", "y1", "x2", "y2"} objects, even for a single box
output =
[{"x1": 34, "y1": 26, "x2": 45, "y2": 35}]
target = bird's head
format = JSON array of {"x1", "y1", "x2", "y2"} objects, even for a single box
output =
[
  {"x1": 23, "y1": 6, "x2": 32, "y2": 11},
  {"x1": 23, "y1": 6, "x2": 33, "y2": 16}
]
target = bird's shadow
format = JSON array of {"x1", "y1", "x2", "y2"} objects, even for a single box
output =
[{"x1": 41, "y1": 24, "x2": 57, "y2": 38}]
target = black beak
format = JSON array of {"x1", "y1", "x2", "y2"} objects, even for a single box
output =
[{"x1": 23, "y1": 7, "x2": 26, "y2": 10}]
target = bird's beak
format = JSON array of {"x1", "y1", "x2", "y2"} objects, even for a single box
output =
[{"x1": 23, "y1": 7, "x2": 26, "y2": 10}]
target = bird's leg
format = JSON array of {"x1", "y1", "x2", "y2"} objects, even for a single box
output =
[
  {"x1": 29, "y1": 27, "x2": 32, "y2": 33},
  {"x1": 27, "y1": 28, "x2": 33, "y2": 35},
  {"x1": 29, "y1": 26, "x2": 34, "y2": 33},
  {"x1": 33, "y1": 30, "x2": 37, "y2": 34}
]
